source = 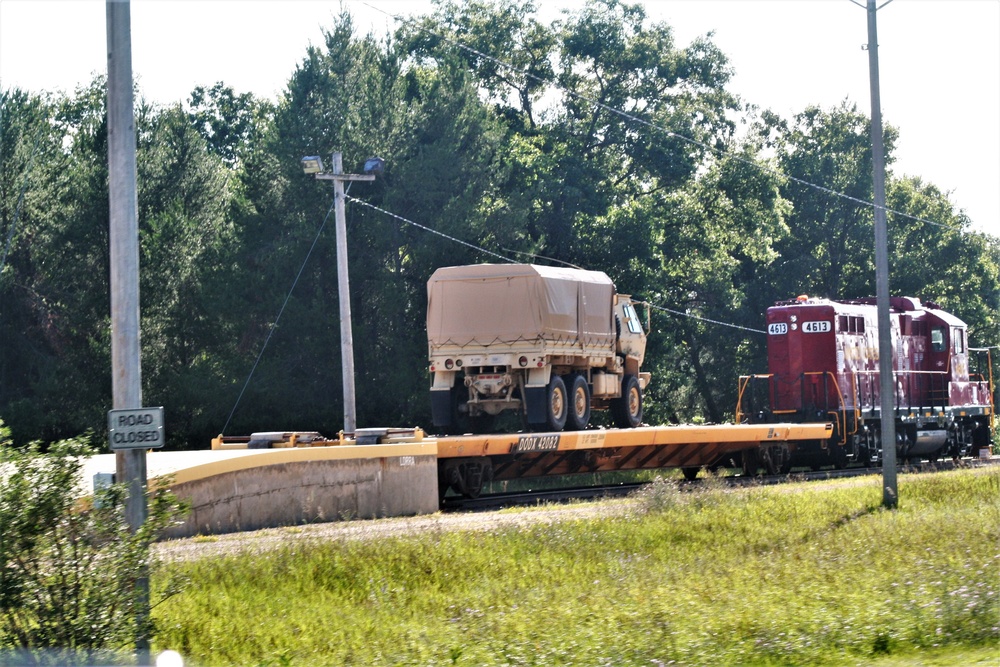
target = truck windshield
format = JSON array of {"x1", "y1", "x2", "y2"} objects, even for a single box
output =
[{"x1": 624, "y1": 304, "x2": 642, "y2": 334}]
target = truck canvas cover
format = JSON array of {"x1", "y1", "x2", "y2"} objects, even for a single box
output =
[{"x1": 427, "y1": 264, "x2": 616, "y2": 348}]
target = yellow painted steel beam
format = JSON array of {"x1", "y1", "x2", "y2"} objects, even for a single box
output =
[{"x1": 435, "y1": 422, "x2": 833, "y2": 459}]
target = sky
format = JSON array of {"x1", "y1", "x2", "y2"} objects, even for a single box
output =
[{"x1": 1, "y1": 0, "x2": 998, "y2": 239}]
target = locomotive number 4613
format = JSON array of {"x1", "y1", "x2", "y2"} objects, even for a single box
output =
[{"x1": 802, "y1": 320, "x2": 831, "y2": 333}]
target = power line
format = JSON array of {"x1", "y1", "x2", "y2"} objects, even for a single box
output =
[
  {"x1": 221, "y1": 198, "x2": 338, "y2": 435},
  {"x1": 344, "y1": 195, "x2": 513, "y2": 262},
  {"x1": 358, "y1": 0, "x2": 974, "y2": 235},
  {"x1": 347, "y1": 193, "x2": 764, "y2": 335},
  {"x1": 643, "y1": 302, "x2": 766, "y2": 335}
]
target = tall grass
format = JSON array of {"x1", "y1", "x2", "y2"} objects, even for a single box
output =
[{"x1": 153, "y1": 469, "x2": 999, "y2": 666}]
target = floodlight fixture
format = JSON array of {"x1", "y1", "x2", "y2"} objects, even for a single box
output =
[
  {"x1": 301, "y1": 155, "x2": 324, "y2": 174},
  {"x1": 363, "y1": 156, "x2": 385, "y2": 175}
]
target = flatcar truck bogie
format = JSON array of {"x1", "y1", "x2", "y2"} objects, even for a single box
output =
[{"x1": 427, "y1": 264, "x2": 650, "y2": 434}]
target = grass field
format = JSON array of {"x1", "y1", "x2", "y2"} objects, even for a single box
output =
[{"x1": 153, "y1": 468, "x2": 999, "y2": 666}]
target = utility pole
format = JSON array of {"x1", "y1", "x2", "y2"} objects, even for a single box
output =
[
  {"x1": 106, "y1": 0, "x2": 149, "y2": 658},
  {"x1": 312, "y1": 153, "x2": 374, "y2": 434},
  {"x1": 862, "y1": 0, "x2": 898, "y2": 508}
]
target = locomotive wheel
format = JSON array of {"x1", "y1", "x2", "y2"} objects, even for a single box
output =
[
  {"x1": 612, "y1": 374, "x2": 643, "y2": 428},
  {"x1": 566, "y1": 374, "x2": 591, "y2": 431},
  {"x1": 541, "y1": 374, "x2": 568, "y2": 432},
  {"x1": 682, "y1": 466, "x2": 700, "y2": 481}
]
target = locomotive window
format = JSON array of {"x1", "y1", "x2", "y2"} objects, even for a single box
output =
[
  {"x1": 954, "y1": 330, "x2": 965, "y2": 354},
  {"x1": 839, "y1": 315, "x2": 848, "y2": 332},
  {"x1": 931, "y1": 327, "x2": 946, "y2": 352},
  {"x1": 843, "y1": 316, "x2": 865, "y2": 334}
]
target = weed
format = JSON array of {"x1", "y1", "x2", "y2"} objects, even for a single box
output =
[{"x1": 153, "y1": 468, "x2": 999, "y2": 666}]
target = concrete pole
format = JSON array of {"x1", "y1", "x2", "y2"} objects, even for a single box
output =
[
  {"x1": 866, "y1": 0, "x2": 898, "y2": 508},
  {"x1": 331, "y1": 153, "x2": 357, "y2": 434},
  {"x1": 106, "y1": 0, "x2": 149, "y2": 657}
]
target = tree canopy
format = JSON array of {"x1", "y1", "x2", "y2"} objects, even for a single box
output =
[{"x1": 0, "y1": 0, "x2": 996, "y2": 446}]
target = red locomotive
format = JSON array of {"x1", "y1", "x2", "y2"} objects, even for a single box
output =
[{"x1": 738, "y1": 295, "x2": 995, "y2": 471}]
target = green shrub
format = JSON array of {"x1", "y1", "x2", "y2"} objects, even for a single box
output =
[{"x1": 0, "y1": 420, "x2": 185, "y2": 664}]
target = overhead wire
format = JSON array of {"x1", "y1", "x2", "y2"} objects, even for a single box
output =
[
  {"x1": 344, "y1": 196, "x2": 512, "y2": 262},
  {"x1": 347, "y1": 194, "x2": 766, "y2": 335},
  {"x1": 221, "y1": 197, "x2": 338, "y2": 435},
  {"x1": 643, "y1": 302, "x2": 766, "y2": 335},
  {"x1": 357, "y1": 0, "x2": 975, "y2": 235}
]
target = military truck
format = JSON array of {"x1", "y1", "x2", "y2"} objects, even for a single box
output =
[{"x1": 427, "y1": 263, "x2": 650, "y2": 433}]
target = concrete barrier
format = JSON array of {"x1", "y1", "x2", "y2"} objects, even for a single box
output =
[
  {"x1": 81, "y1": 443, "x2": 439, "y2": 539},
  {"x1": 160, "y1": 444, "x2": 439, "y2": 538}
]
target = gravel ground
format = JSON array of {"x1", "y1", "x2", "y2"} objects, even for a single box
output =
[
  {"x1": 154, "y1": 501, "x2": 631, "y2": 562},
  {"x1": 154, "y1": 463, "x2": 995, "y2": 563}
]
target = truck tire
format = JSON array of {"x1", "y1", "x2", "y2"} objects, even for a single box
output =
[
  {"x1": 566, "y1": 374, "x2": 591, "y2": 431},
  {"x1": 533, "y1": 374, "x2": 568, "y2": 432},
  {"x1": 612, "y1": 374, "x2": 643, "y2": 428}
]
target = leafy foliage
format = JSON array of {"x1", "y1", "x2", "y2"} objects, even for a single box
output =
[
  {"x1": 0, "y1": 2, "x2": 997, "y2": 444},
  {"x1": 0, "y1": 421, "x2": 185, "y2": 658}
]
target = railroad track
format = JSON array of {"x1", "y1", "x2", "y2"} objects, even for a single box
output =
[{"x1": 442, "y1": 456, "x2": 997, "y2": 512}]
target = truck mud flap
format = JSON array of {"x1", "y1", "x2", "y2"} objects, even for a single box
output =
[
  {"x1": 431, "y1": 388, "x2": 453, "y2": 428},
  {"x1": 524, "y1": 386, "x2": 547, "y2": 424}
]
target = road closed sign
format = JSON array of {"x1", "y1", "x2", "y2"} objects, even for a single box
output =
[{"x1": 108, "y1": 407, "x2": 165, "y2": 450}]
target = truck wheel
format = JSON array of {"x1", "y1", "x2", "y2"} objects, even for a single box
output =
[
  {"x1": 612, "y1": 374, "x2": 642, "y2": 428},
  {"x1": 566, "y1": 374, "x2": 591, "y2": 431},
  {"x1": 541, "y1": 375, "x2": 568, "y2": 432}
]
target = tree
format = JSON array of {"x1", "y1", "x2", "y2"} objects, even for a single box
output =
[
  {"x1": 638, "y1": 132, "x2": 790, "y2": 424},
  {"x1": 135, "y1": 101, "x2": 241, "y2": 445},
  {"x1": 772, "y1": 101, "x2": 898, "y2": 299},
  {"x1": 0, "y1": 84, "x2": 112, "y2": 442},
  {"x1": 885, "y1": 176, "x2": 1000, "y2": 346},
  {"x1": 187, "y1": 82, "x2": 264, "y2": 167}
]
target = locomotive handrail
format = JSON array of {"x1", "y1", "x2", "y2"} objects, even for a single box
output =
[
  {"x1": 970, "y1": 347, "x2": 996, "y2": 429},
  {"x1": 848, "y1": 369, "x2": 951, "y2": 414},
  {"x1": 798, "y1": 371, "x2": 850, "y2": 445},
  {"x1": 736, "y1": 374, "x2": 772, "y2": 423}
]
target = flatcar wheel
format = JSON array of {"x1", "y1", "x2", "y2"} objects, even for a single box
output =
[
  {"x1": 566, "y1": 374, "x2": 591, "y2": 431},
  {"x1": 763, "y1": 444, "x2": 792, "y2": 475}
]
